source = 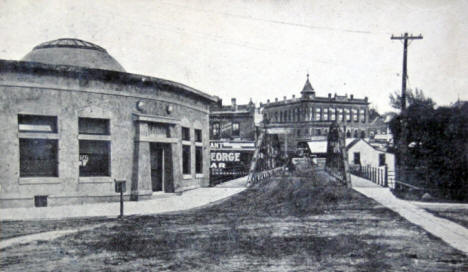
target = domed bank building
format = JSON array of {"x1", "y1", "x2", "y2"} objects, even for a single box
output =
[{"x1": 0, "y1": 39, "x2": 218, "y2": 207}]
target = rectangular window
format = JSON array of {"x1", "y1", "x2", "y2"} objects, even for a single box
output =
[
  {"x1": 79, "y1": 140, "x2": 110, "y2": 177},
  {"x1": 315, "y1": 108, "x2": 321, "y2": 121},
  {"x1": 212, "y1": 122, "x2": 220, "y2": 138},
  {"x1": 345, "y1": 109, "x2": 351, "y2": 122},
  {"x1": 379, "y1": 153, "x2": 386, "y2": 166},
  {"x1": 352, "y1": 109, "x2": 358, "y2": 122},
  {"x1": 360, "y1": 109, "x2": 366, "y2": 123},
  {"x1": 182, "y1": 127, "x2": 190, "y2": 141},
  {"x1": 337, "y1": 108, "x2": 343, "y2": 122},
  {"x1": 330, "y1": 108, "x2": 336, "y2": 121},
  {"x1": 78, "y1": 118, "x2": 109, "y2": 135},
  {"x1": 18, "y1": 114, "x2": 57, "y2": 133},
  {"x1": 182, "y1": 145, "x2": 191, "y2": 174},
  {"x1": 20, "y1": 139, "x2": 58, "y2": 177},
  {"x1": 195, "y1": 146, "x2": 203, "y2": 174},
  {"x1": 323, "y1": 108, "x2": 328, "y2": 121},
  {"x1": 195, "y1": 129, "x2": 202, "y2": 142},
  {"x1": 232, "y1": 122, "x2": 240, "y2": 137},
  {"x1": 34, "y1": 195, "x2": 48, "y2": 207},
  {"x1": 353, "y1": 152, "x2": 361, "y2": 165}
]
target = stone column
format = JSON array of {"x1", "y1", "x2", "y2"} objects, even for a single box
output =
[{"x1": 131, "y1": 122, "x2": 153, "y2": 201}]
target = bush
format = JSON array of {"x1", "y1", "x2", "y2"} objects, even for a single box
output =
[{"x1": 390, "y1": 104, "x2": 468, "y2": 201}]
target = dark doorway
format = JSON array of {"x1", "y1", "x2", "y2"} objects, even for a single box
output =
[{"x1": 150, "y1": 143, "x2": 174, "y2": 192}]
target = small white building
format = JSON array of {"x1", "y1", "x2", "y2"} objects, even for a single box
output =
[{"x1": 346, "y1": 139, "x2": 395, "y2": 173}]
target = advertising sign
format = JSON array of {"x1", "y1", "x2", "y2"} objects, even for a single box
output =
[{"x1": 209, "y1": 142, "x2": 255, "y2": 185}]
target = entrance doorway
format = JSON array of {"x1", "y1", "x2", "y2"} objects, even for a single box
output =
[{"x1": 150, "y1": 143, "x2": 174, "y2": 192}]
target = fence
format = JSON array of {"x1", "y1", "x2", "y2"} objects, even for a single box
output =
[
  {"x1": 350, "y1": 164, "x2": 390, "y2": 187},
  {"x1": 210, "y1": 165, "x2": 249, "y2": 186},
  {"x1": 247, "y1": 167, "x2": 285, "y2": 186}
]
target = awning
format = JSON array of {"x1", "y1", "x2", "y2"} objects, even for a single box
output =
[{"x1": 306, "y1": 141, "x2": 328, "y2": 154}]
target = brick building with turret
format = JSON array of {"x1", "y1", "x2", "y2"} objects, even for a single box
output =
[{"x1": 262, "y1": 75, "x2": 371, "y2": 155}]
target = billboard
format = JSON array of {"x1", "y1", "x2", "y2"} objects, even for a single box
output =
[{"x1": 209, "y1": 141, "x2": 255, "y2": 185}]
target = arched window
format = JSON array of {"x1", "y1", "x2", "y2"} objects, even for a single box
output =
[
  {"x1": 346, "y1": 130, "x2": 351, "y2": 138},
  {"x1": 353, "y1": 130, "x2": 359, "y2": 138}
]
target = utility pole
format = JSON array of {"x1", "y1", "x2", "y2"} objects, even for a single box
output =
[
  {"x1": 391, "y1": 33, "x2": 423, "y2": 111},
  {"x1": 390, "y1": 32, "x2": 423, "y2": 183}
]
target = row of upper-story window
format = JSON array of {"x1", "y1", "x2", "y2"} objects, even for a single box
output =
[
  {"x1": 18, "y1": 114, "x2": 203, "y2": 142},
  {"x1": 265, "y1": 106, "x2": 367, "y2": 123},
  {"x1": 210, "y1": 122, "x2": 240, "y2": 138},
  {"x1": 295, "y1": 127, "x2": 367, "y2": 138},
  {"x1": 17, "y1": 114, "x2": 203, "y2": 178}
]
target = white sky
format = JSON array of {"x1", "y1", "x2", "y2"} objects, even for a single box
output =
[{"x1": 0, "y1": 0, "x2": 467, "y2": 113}]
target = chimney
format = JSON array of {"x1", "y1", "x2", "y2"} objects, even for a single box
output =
[
  {"x1": 292, "y1": 94, "x2": 296, "y2": 99},
  {"x1": 231, "y1": 98, "x2": 237, "y2": 110},
  {"x1": 364, "y1": 96, "x2": 368, "y2": 103},
  {"x1": 328, "y1": 93, "x2": 332, "y2": 99},
  {"x1": 275, "y1": 97, "x2": 278, "y2": 102},
  {"x1": 283, "y1": 96, "x2": 287, "y2": 101},
  {"x1": 350, "y1": 94, "x2": 354, "y2": 100},
  {"x1": 267, "y1": 99, "x2": 270, "y2": 104}
]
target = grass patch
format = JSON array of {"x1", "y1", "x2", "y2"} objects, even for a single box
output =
[{"x1": 1, "y1": 169, "x2": 466, "y2": 271}]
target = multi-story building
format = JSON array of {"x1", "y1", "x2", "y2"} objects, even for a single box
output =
[
  {"x1": 262, "y1": 75, "x2": 370, "y2": 155},
  {"x1": 209, "y1": 98, "x2": 256, "y2": 141},
  {"x1": 209, "y1": 98, "x2": 257, "y2": 185}
]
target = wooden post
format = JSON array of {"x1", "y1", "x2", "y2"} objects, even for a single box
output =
[
  {"x1": 119, "y1": 189, "x2": 124, "y2": 218},
  {"x1": 384, "y1": 165, "x2": 388, "y2": 187}
]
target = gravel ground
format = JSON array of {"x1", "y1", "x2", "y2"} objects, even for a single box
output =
[{"x1": 1, "y1": 169, "x2": 467, "y2": 271}]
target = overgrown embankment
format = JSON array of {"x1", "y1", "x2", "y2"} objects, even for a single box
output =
[{"x1": 1, "y1": 169, "x2": 466, "y2": 271}]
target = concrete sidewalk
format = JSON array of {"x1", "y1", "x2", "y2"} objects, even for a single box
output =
[
  {"x1": 214, "y1": 175, "x2": 248, "y2": 188},
  {"x1": 0, "y1": 186, "x2": 246, "y2": 221},
  {"x1": 351, "y1": 174, "x2": 468, "y2": 255},
  {"x1": 410, "y1": 201, "x2": 468, "y2": 212}
]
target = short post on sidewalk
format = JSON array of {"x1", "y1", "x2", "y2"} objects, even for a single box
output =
[{"x1": 114, "y1": 179, "x2": 126, "y2": 218}]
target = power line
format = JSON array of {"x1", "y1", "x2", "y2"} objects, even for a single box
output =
[{"x1": 157, "y1": 1, "x2": 389, "y2": 35}]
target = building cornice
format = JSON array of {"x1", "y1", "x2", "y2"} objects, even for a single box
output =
[{"x1": 0, "y1": 59, "x2": 219, "y2": 104}]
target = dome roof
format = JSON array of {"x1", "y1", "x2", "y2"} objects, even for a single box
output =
[{"x1": 21, "y1": 38, "x2": 125, "y2": 72}]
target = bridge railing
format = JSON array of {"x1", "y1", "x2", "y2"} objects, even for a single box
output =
[{"x1": 350, "y1": 164, "x2": 389, "y2": 187}]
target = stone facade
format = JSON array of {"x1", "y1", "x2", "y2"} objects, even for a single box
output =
[
  {"x1": 0, "y1": 40, "x2": 217, "y2": 208},
  {"x1": 262, "y1": 75, "x2": 370, "y2": 154}
]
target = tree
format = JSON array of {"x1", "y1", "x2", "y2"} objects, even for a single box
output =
[
  {"x1": 389, "y1": 98, "x2": 468, "y2": 201},
  {"x1": 389, "y1": 88, "x2": 435, "y2": 110},
  {"x1": 368, "y1": 105, "x2": 380, "y2": 120}
]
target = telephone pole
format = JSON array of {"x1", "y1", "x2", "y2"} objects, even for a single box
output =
[
  {"x1": 391, "y1": 33, "x2": 423, "y2": 111},
  {"x1": 390, "y1": 32, "x2": 423, "y2": 184}
]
